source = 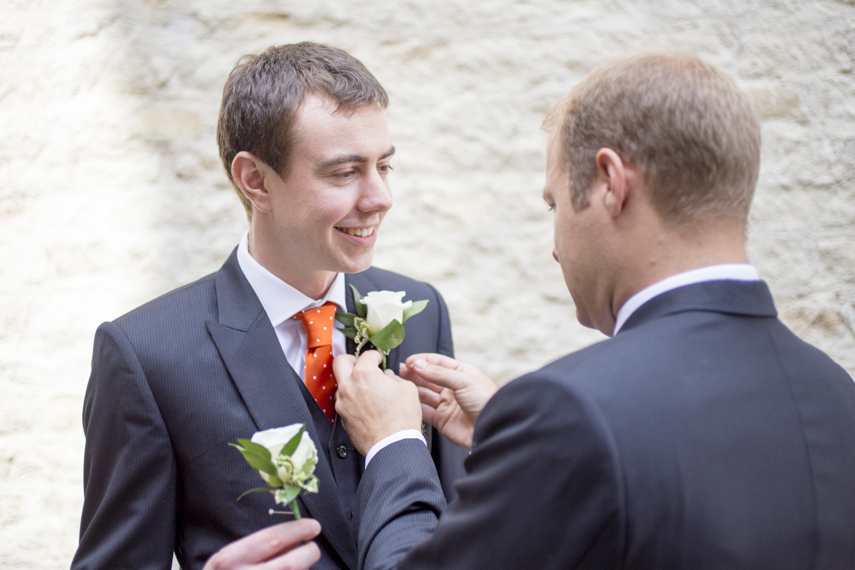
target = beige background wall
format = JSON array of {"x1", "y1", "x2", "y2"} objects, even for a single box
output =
[{"x1": 1, "y1": 0, "x2": 853, "y2": 567}]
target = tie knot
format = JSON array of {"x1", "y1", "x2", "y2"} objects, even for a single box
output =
[{"x1": 295, "y1": 301, "x2": 337, "y2": 349}]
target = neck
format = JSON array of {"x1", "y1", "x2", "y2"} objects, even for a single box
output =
[
  {"x1": 610, "y1": 220, "x2": 748, "y2": 330},
  {"x1": 247, "y1": 223, "x2": 336, "y2": 300}
]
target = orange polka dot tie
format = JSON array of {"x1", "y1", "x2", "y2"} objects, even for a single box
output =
[{"x1": 294, "y1": 302, "x2": 338, "y2": 422}]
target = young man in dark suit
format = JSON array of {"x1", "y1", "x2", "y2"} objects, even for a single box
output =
[
  {"x1": 331, "y1": 51, "x2": 855, "y2": 570},
  {"x1": 71, "y1": 42, "x2": 466, "y2": 570}
]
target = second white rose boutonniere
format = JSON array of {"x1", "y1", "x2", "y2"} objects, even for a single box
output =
[
  {"x1": 335, "y1": 286, "x2": 428, "y2": 369},
  {"x1": 230, "y1": 423, "x2": 319, "y2": 519}
]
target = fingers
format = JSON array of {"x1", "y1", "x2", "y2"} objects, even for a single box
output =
[
  {"x1": 257, "y1": 541, "x2": 321, "y2": 570},
  {"x1": 332, "y1": 354, "x2": 357, "y2": 380},
  {"x1": 420, "y1": 402, "x2": 438, "y2": 425},
  {"x1": 417, "y1": 385, "x2": 442, "y2": 409},
  {"x1": 403, "y1": 357, "x2": 475, "y2": 391},
  {"x1": 404, "y1": 353, "x2": 462, "y2": 372},
  {"x1": 354, "y1": 350, "x2": 385, "y2": 370},
  {"x1": 400, "y1": 364, "x2": 443, "y2": 391},
  {"x1": 204, "y1": 519, "x2": 321, "y2": 570}
]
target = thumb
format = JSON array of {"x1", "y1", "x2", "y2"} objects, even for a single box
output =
[
  {"x1": 332, "y1": 354, "x2": 357, "y2": 382},
  {"x1": 407, "y1": 358, "x2": 471, "y2": 391}
]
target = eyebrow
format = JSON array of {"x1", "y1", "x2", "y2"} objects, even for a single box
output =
[{"x1": 316, "y1": 146, "x2": 396, "y2": 170}]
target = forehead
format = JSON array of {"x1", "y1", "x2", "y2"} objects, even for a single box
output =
[
  {"x1": 545, "y1": 131, "x2": 568, "y2": 178},
  {"x1": 291, "y1": 94, "x2": 390, "y2": 158},
  {"x1": 543, "y1": 131, "x2": 570, "y2": 200}
]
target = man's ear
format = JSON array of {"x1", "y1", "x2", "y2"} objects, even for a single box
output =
[
  {"x1": 231, "y1": 151, "x2": 273, "y2": 213},
  {"x1": 596, "y1": 148, "x2": 631, "y2": 218}
]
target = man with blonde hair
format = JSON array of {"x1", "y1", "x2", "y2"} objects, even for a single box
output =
[{"x1": 328, "y1": 50, "x2": 855, "y2": 569}]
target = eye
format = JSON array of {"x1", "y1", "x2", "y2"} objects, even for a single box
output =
[
  {"x1": 378, "y1": 164, "x2": 394, "y2": 174},
  {"x1": 336, "y1": 170, "x2": 355, "y2": 179}
]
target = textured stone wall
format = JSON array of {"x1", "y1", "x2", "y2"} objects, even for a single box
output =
[{"x1": 1, "y1": 0, "x2": 853, "y2": 567}]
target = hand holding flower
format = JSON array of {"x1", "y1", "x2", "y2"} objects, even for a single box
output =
[{"x1": 332, "y1": 351, "x2": 423, "y2": 456}]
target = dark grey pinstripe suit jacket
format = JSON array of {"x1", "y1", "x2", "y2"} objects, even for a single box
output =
[
  {"x1": 354, "y1": 280, "x2": 855, "y2": 570},
  {"x1": 71, "y1": 249, "x2": 467, "y2": 570}
]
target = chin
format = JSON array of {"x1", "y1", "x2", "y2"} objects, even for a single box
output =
[
  {"x1": 575, "y1": 309, "x2": 594, "y2": 330},
  {"x1": 335, "y1": 254, "x2": 374, "y2": 275}
]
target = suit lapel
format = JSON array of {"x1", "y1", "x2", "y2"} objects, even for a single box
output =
[{"x1": 206, "y1": 251, "x2": 357, "y2": 568}]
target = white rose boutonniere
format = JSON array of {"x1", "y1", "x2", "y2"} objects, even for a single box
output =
[
  {"x1": 335, "y1": 286, "x2": 428, "y2": 369},
  {"x1": 230, "y1": 423, "x2": 319, "y2": 519}
]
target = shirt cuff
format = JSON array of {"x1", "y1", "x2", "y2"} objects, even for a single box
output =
[{"x1": 364, "y1": 429, "x2": 427, "y2": 468}]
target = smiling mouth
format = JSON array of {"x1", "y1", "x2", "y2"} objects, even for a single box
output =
[{"x1": 336, "y1": 227, "x2": 376, "y2": 238}]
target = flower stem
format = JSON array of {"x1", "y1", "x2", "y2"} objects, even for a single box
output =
[
  {"x1": 289, "y1": 499, "x2": 302, "y2": 520},
  {"x1": 381, "y1": 354, "x2": 387, "y2": 370}
]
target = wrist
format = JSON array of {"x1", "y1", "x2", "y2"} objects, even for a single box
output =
[{"x1": 364, "y1": 429, "x2": 427, "y2": 467}]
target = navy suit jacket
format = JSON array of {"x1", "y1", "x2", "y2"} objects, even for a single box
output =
[
  {"x1": 72, "y1": 250, "x2": 467, "y2": 570},
  {"x1": 355, "y1": 280, "x2": 855, "y2": 570}
]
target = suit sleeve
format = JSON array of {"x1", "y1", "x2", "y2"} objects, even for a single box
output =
[
  {"x1": 355, "y1": 374, "x2": 624, "y2": 570},
  {"x1": 71, "y1": 322, "x2": 177, "y2": 570},
  {"x1": 425, "y1": 284, "x2": 468, "y2": 502}
]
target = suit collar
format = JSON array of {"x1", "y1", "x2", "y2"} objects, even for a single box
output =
[
  {"x1": 208, "y1": 249, "x2": 357, "y2": 568},
  {"x1": 213, "y1": 248, "x2": 265, "y2": 331},
  {"x1": 619, "y1": 279, "x2": 778, "y2": 334},
  {"x1": 613, "y1": 264, "x2": 760, "y2": 335}
]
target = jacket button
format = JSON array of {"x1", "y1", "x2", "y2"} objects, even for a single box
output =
[{"x1": 336, "y1": 445, "x2": 348, "y2": 459}]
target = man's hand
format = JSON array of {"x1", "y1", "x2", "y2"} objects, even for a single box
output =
[
  {"x1": 333, "y1": 351, "x2": 422, "y2": 456},
  {"x1": 203, "y1": 518, "x2": 322, "y2": 570},
  {"x1": 399, "y1": 354, "x2": 498, "y2": 451}
]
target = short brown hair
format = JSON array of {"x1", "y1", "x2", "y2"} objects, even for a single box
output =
[
  {"x1": 217, "y1": 42, "x2": 389, "y2": 217},
  {"x1": 544, "y1": 51, "x2": 761, "y2": 227}
]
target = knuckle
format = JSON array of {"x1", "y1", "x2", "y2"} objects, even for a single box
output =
[
  {"x1": 207, "y1": 550, "x2": 236, "y2": 570},
  {"x1": 262, "y1": 526, "x2": 283, "y2": 550}
]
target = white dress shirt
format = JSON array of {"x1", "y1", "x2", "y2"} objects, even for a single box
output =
[
  {"x1": 612, "y1": 264, "x2": 760, "y2": 336},
  {"x1": 236, "y1": 231, "x2": 348, "y2": 380}
]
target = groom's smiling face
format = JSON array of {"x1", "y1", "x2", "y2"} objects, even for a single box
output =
[{"x1": 262, "y1": 94, "x2": 395, "y2": 284}]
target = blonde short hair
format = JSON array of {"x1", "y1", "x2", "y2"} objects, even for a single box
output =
[{"x1": 545, "y1": 51, "x2": 761, "y2": 227}]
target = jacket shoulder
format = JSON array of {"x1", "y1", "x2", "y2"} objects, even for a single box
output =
[{"x1": 109, "y1": 271, "x2": 219, "y2": 337}]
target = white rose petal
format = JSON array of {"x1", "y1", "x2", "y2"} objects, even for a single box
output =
[
  {"x1": 251, "y1": 423, "x2": 304, "y2": 458},
  {"x1": 290, "y1": 432, "x2": 318, "y2": 473},
  {"x1": 361, "y1": 291, "x2": 413, "y2": 335}
]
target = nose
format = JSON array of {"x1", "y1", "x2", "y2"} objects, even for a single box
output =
[
  {"x1": 358, "y1": 170, "x2": 393, "y2": 213},
  {"x1": 552, "y1": 248, "x2": 560, "y2": 263}
]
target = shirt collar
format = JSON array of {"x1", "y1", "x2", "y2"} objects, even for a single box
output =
[
  {"x1": 612, "y1": 264, "x2": 760, "y2": 336},
  {"x1": 236, "y1": 231, "x2": 347, "y2": 327}
]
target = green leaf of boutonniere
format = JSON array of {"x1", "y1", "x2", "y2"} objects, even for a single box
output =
[
  {"x1": 236, "y1": 487, "x2": 275, "y2": 501},
  {"x1": 274, "y1": 484, "x2": 303, "y2": 507},
  {"x1": 402, "y1": 299, "x2": 428, "y2": 323},
  {"x1": 335, "y1": 312, "x2": 356, "y2": 327},
  {"x1": 338, "y1": 325, "x2": 357, "y2": 340},
  {"x1": 279, "y1": 424, "x2": 306, "y2": 458},
  {"x1": 236, "y1": 439, "x2": 272, "y2": 461},
  {"x1": 349, "y1": 284, "x2": 367, "y2": 318},
  {"x1": 229, "y1": 442, "x2": 277, "y2": 476},
  {"x1": 369, "y1": 319, "x2": 406, "y2": 352}
]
